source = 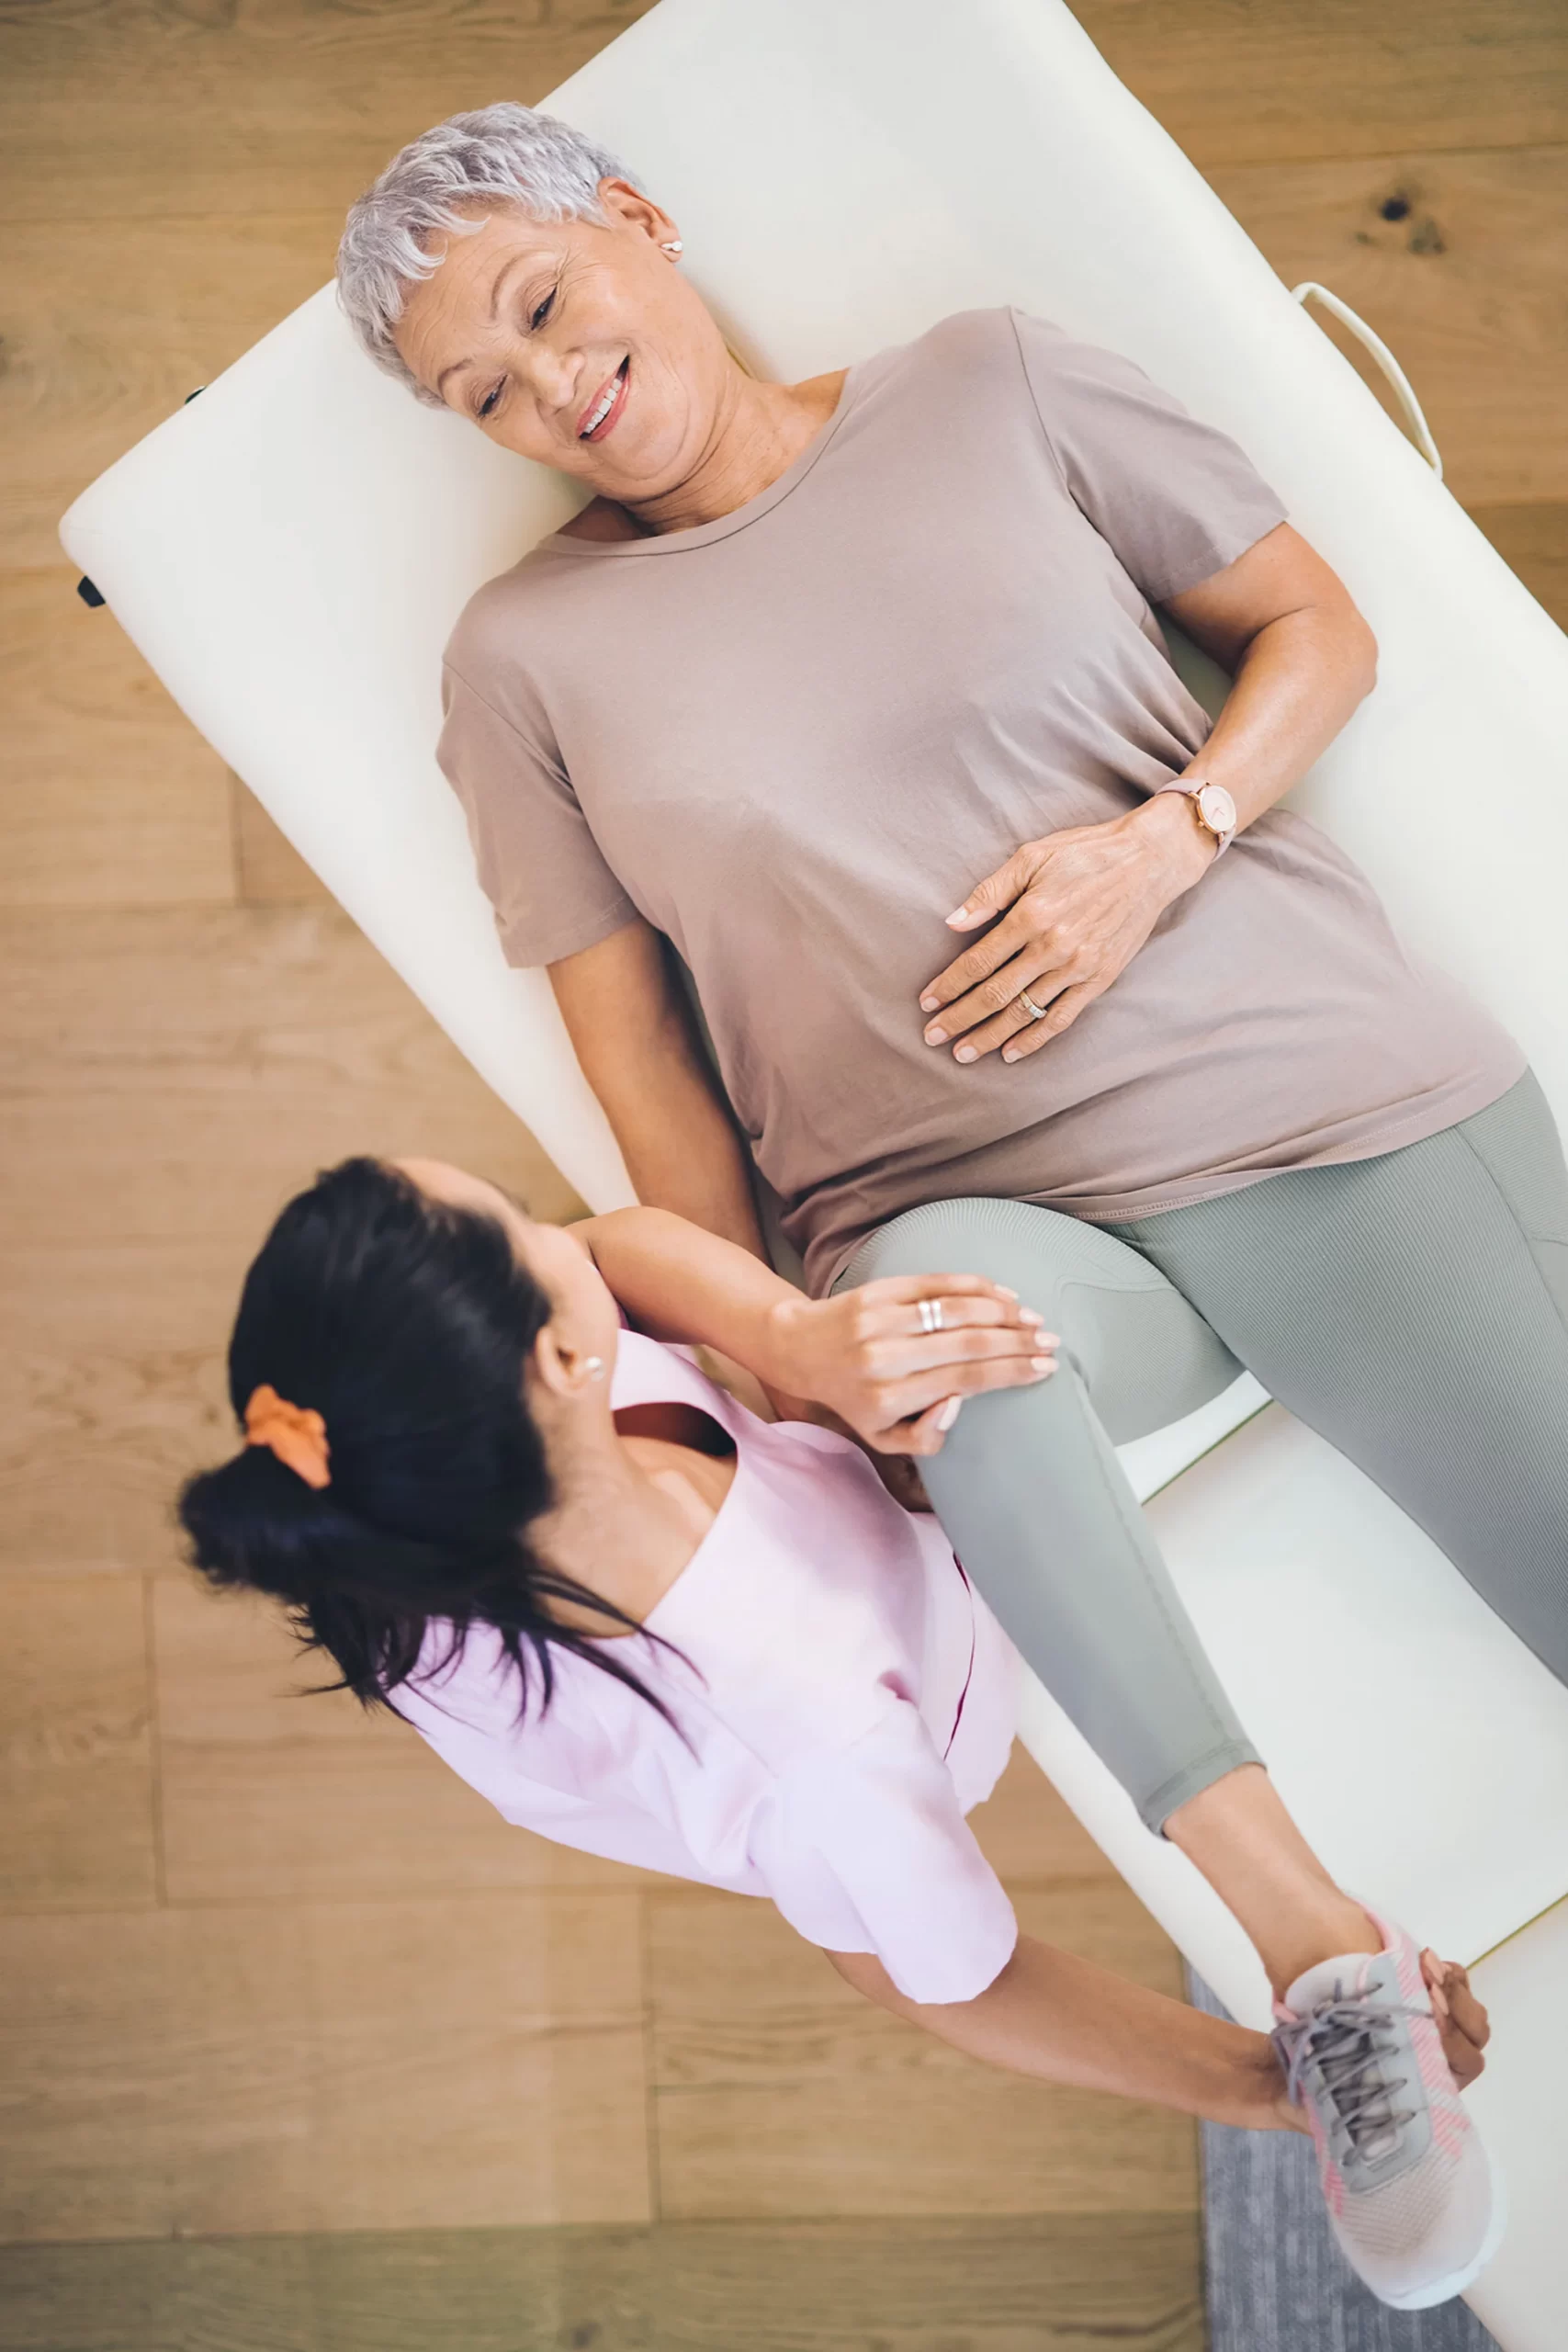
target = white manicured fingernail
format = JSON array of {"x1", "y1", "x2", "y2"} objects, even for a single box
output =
[
  {"x1": 954, "y1": 1045, "x2": 977, "y2": 1063},
  {"x1": 924, "y1": 1026, "x2": 947, "y2": 1046},
  {"x1": 919, "y1": 993, "x2": 940, "y2": 1012},
  {"x1": 936, "y1": 1396, "x2": 962, "y2": 1432},
  {"x1": 1031, "y1": 1356, "x2": 1055, "y2": 1374}
]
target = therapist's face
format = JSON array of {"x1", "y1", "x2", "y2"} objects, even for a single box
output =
[{"x1": 394, "y1": 183, "x2": 733, "y2": 502}]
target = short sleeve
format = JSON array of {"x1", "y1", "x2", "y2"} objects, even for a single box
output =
[
  {"x1": 436, "y1": 658, "x2": 639, "y2": 968},
  {"x1": 1007, "y1": 308, "x2": 1289, "y2": 603},
  {"x1": 749, "y1": 1694, "x2": 1019, "y2": 2005}
]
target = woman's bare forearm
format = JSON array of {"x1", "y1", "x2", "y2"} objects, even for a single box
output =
[
  {"x1": 827, "y1": 1935, "x2": 1294, "y2": 2133},
  {"x1": 549, "y1": 921, "x2": 767, "y2": 1257},
  {"x1": 614, "y1": 1045, "x2": 766, "y2": 1256},
  {"x1": 576, "y1": 1204, "x2": 1047, "y2": 1452},
  {"x1": 580, "y1": 1205, "x2": 796, "y2": 1365},
  {"x1": 1129, "y1": 524, "x2": 1379, "y2": 890}
]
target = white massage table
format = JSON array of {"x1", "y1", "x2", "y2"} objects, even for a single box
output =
[{"x1": 59, "y1": 0, "x2": 1568, "y2": 2335}]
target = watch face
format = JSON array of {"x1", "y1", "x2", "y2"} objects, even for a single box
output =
[{"x1": 1196, "y1": 782, "x2": 1236, "y2": 836}]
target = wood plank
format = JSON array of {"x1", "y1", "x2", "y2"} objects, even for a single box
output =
[
  {"x1": 1073, "y1": 0, "x2": 1568, "y2": 167},
  {"x1": 0, "y1": 3, "x2": 654, "y2": 224},
  {"x1": 0, "y1": 1577, "x2": 157, "y2": 1911},
  {"x1": 0, "y1": 2213, "x2": 1204, "y2": 2351},
  {"x1": 153, "y1": 1572, "x2": 655, "y2": 1902},
  {"x1": 637, "y1": 2214, "x2": 1205, "y2": 2351},
  {"x1": 0, "y1": 0, "x2": 1563, "y2": 231},
  {"x1": 0, "y1": 1239, "x2": 290, "y2": 1578},
  {"x1": 966, "y1": 1738, "x2": 1126, "y2": 1885},
  {"x1": 1, "y1": 567, "x2": 234, "y2": 910},
  {"x1": 1211, "y1": 143, "x2": 1568, "y2": 506},
  {"x1": 0, "y1": 1887, "x2": 650, "y2": 2241},
  {"x1": 1469, "y1": 501, "x2": 1568, "y2": 632},
  {"x1": 647, "y1": 1881, "x2": 1197, "y2": 2221},
  {"x1": 230, "y1": 774, "x2": 328, "y2": 905},
  {"x1": 0, "y1": 902, "x2": 583, "y2": 1250}
]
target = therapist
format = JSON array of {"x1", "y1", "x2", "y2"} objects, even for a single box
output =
[{"x1": 335, "y1": 103, "x2": 1568, "y2": 1887}]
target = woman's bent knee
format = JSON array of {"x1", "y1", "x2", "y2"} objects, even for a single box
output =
[
  {"x1": 838, "y1": 1196, "x2": 1241, "y2": 1442},
  {"x1": 839, "y1": 1195, "x2": 1118, "y2": 1304}
]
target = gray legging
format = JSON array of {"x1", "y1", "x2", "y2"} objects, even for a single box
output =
[{"x1": 835, "y1": 1069, "x2": 1568, "y2": 1831}]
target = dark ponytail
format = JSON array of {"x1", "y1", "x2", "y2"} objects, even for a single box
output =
[{"x1": 178, "y1": 1157, "x2": 666, "y2": 1722}]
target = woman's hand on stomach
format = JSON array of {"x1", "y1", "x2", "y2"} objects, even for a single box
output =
[
  {"x1": 917, "y1": 529, "x2": 1382, "y2": 1069},
  {"x1": 762, "y1": 1274, "x2": 1057, "y2": 1457},
  {"x1": 919, "y1": 796, "x2": 1213, "y2": 1064}
]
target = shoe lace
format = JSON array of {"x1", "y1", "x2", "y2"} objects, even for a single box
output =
[{"x1": 1273, "y1": 1996, "x2": 1427, "y2": 2159}]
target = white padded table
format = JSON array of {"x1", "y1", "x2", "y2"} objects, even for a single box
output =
[{"x1": 60, "y1": 1, "x2": 1568, "y2": 2336}]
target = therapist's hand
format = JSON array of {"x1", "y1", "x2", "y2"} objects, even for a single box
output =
[
  {"x1": 761, "y1": 1273, "x2": 1057, "y2": 1457},
  {"x1": 1422, "y1": 1951, "x2": 1490, "y2": 2092},
  {"x1": 919, "y1": 795, "x2": 1213, "y2": 1064}
]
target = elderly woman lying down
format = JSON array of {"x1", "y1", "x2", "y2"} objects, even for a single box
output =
[{"x1": 183, "y1": 1165, "x2": 1495, "y2": 2312}]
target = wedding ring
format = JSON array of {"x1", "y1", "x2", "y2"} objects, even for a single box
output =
[
  {"x1": 1018, "y1": 988, "x2": 1048, "y2": 1022},
  {"x1": 918, "y1": 1297, "x2": 945, "y2": 1334}
]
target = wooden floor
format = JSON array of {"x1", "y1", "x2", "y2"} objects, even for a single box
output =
[{"x1": 1, "y1": 0, "x2": 1563, "y2": 2342}]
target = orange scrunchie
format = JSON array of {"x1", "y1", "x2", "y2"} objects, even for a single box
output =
[{"x1": 244, "y1": 1384, "x2": 332, "y2": 1490}]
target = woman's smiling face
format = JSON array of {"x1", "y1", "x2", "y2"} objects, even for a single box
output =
[{"x1": 392, "y1": 180, "x2": 731, "y2": 502}]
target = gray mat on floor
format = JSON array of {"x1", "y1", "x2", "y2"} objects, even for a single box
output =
[{"x1": 1189, "y1": 1971, "x2": 1499, "y2": 2352}]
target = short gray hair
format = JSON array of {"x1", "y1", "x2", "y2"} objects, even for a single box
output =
[{"x1": 336, "y1": 102, "x2": 640, "y2": 407}]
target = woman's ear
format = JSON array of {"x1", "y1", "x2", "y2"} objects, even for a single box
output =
[
  {"x1": 596, "y1": 178, "x2": 678, "y2": 248},
  {"x1": 532, "y1": 1321, "x2": 608, "y2": 1403}
]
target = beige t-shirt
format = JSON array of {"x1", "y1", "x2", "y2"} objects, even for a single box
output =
[{"x1": 437, "y1": 307, "x2": 1523, "y2": 1293}]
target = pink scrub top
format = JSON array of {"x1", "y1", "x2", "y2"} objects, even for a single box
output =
[{"x1": 393, "y1": 1328, "x2": 1022, "y2": 2004}]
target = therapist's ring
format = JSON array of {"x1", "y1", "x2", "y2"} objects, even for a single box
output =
[
  {"x1": 1018, "y1": 987, "x2": 1049, "y2": 1022},
  {"x1": 918, "y1": 1298, "x2": 945, "y2": 1334}
]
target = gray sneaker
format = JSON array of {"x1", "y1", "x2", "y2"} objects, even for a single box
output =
[{"x1": 1270, "y1": 1907, "x2": 1506, "y2": 2310}]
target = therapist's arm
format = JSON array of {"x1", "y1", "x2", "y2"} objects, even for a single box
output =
[
  {"x1": 549, "y1": 917, "x2": 769, "y2": 1259},
  {"x1": 825, "y1": 1937, "x2": 1297, "y2": 2131},
  {"x1": 577, "y1": 1204, "x2": 1050, "y2": 1453},
  {"x1": 826, "y1": 1930, "x2": 1488, "y2": 2124}
]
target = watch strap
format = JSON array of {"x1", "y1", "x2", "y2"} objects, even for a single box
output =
[{"x1": 1155, "y1": 777, "x2": 1234, "y2": 857}]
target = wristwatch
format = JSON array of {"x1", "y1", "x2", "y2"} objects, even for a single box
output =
[{"x1": 1156, "y1": 776, "x2": 1237, "y2": 858}]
